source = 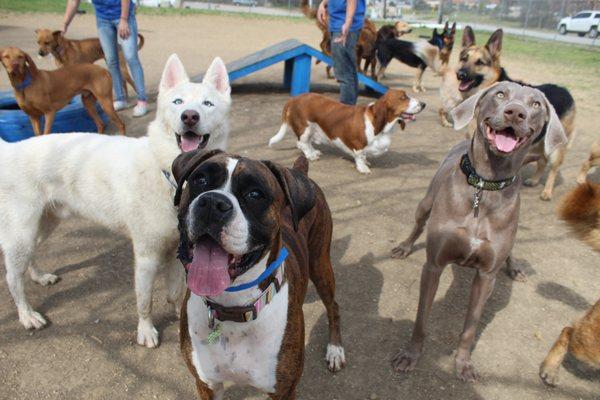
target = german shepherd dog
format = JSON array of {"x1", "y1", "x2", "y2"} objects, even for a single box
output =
[
  {"x1": 454, "y1": 27, "x2": 576, "y2": 200},
  {"x1": 376, "y1": 24, "x2": 455, "y2": 92},
  {"x1": 300, "y1": 0, "x2": 378, "y2": 79}
]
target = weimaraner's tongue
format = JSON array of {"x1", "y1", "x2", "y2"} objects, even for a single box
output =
[
  {"x1": 187, "y1": 239, "x2": 231, "y2": 296},
  {"x1": 494, "y1": 131, "x2": 518, "y2": 152},
  {"x1": 181, "y1": 135, "x2": 200, "y2": 152}
]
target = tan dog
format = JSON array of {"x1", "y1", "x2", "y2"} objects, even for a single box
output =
[
  {"x1": 35, "y1": 29, "x2": 144, "y2": 98},
  {"x1": 539, "y1": 182, "x2": 600, "y2": 386},
  {"x1": 0, "y1": 47, "x2": 125, "y2": 135},
  {"x1": 269, "y1": 90, "x2": 425, "y2": 174},
  {"x1": 577, "y1": 139, "x2": 600, "y2": 184}
]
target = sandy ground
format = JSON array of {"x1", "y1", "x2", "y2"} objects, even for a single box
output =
[{"x1": 1, "y1": 11, "x2": 599, "y2": 400}]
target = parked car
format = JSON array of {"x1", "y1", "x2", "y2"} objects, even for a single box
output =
[
  {"x1": 233, "y1": 0, "x2": 258, "y2": 6},
  {"x1": 557, "y1": 10, "x2": 600, "y2": 38}
]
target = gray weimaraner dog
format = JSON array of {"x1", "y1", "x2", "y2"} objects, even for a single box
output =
[{"x1": 390, "y1": 81, "x2": 567, "y2": 382}]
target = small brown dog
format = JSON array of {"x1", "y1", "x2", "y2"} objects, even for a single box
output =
[
  {"x1": 0, "y1": 47, "x2": 125, "y2": 135},
  {"x1": 539, "y1": 182, "x2": 600, "y2": 386},
  {"x1": 35, "y1": 28, "x2": 144, "y2": 98},
  {"x1": 577, "y1": 139, "x2": 600, "y2": 184}
]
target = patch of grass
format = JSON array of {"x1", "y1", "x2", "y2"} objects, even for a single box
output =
[{"x1": 0, "y1": 0, "x2": 92, "y2": 14}]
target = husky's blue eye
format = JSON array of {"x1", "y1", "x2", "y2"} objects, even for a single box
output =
[
  {"x1": 203, "y1": 100, "x2": 214, "y2": 107},
  {"x1": 173, "y1": 98, "x2": 183, "y2": 105}
]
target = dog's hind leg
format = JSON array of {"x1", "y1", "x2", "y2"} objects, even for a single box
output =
[
  {"x1": 540, "y1": 147, "x2": 566, "y2": 201},
  {"x1": 297, "y1": 125, "x2": 321, "y2": 161},
  {"x1": 28, "y1": 115, "x2": 43, "y2": 136},
  {"x1": 81, "y1": 91, "x2": 106, "y2": 134},
  {"x1": 2, "y1": 211, "x2": 48, "y2": 329},
  {"x1": 96, "y1": 95, "x2": 126, "y2": 135},
  {"x1": 524, "y1": 157, "x2": 547, "y2": 188},
  {"x1": 132, "y1": 247, "x2": 161, "y2": 348},
  {"x1": 164, "y1": 257, "x2": 185, "y2": 318},
  {"x1": 577, "y1": 140, "x2": 600, "y2": 184},
  {"x1": 308, "y1": 213, "x2": 345, "y2": 372},
  {"x1": 413, "y1": 66, "x2": 426, "y2": 93},
  {"x1": 392, "y1": 190, "x2": 433, "y2": 259},
  {"x1": 539, "y1": 326, "x2": 573, "y2": 386}
]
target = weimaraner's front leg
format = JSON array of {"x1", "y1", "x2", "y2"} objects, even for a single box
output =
[
  {"x1": 392, "y1": 262, "x2": 444, "y2": 372},
  {"x1": 454, "y1": 270, "x2": 497, "y2": 382},
  {"x1": 391, "y1": 193, "x2": 433, "y2": 259}
]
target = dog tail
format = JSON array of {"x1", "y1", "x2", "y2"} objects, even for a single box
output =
[
  {"x1": 137, "y1": 34, "x2": 145, "y2": 50},
  {"x1": 300, "y1": 0, "x2": 317, "y2": 19},
  {"x1": 269, "y1": 103, "x2": 290, "y2": 147},
  {"x1": 293, "y1": 155, "x2": 309, "y2": 175},
  {"x1": 558, "y1": 182, "x2": 600, "y2": 252}
]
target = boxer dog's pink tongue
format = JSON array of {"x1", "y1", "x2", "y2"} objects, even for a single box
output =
[
  {"x1": 494, "y1": 130, "x2": 518, "y2": 152},
  {"x1": 187, "y1": 238, "x2": 231, "y2": 296},
  {"x1": 180, "y1": 134, "x2": 200, "y2": 152}
]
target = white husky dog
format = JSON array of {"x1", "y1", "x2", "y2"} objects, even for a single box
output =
[{"x1": 0, "y1": 54, "x2": 231, "y2": 348}]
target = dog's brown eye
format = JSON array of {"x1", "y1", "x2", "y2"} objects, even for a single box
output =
[
  {"x1": 532, "y1": 101, "x2": 541, "y2": 108},
  {"x1": 245, "y1": 190, "x2": 263, "y2": 201},
  {"x1": 496, "y1": 92, "x2": 505, "y2": 99}
]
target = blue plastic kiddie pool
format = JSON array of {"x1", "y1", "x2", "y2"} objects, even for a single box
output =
[{"x1": 0, "y1": 91, "x2": 108, "y2": 142}]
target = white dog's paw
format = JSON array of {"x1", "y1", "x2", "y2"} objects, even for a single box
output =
[
  {"x1": 137, "y1": 321, "x2": 159, "y2": 348},
  {"x1": 326, "y1": 344, "x2": 346, "y2": 372},
  {"x1": 306, "y1": 152, "x2": 321, "y2": 161},
  {"x1": 19, "y1": 309, "x2": 47, "y2": 330},
  {"x1": 32, "y1": 273, "x2": 59, "y2": 286},
  {"x1": 356, "y1": 164, "x2": 372, "y2": 174}
]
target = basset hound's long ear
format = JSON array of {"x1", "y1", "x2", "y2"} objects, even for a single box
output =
[
  {"x1": 538, "y1": 90, "x2": 567, "y2": 156},
  {"x1": 451, "y1": 83, "x2": 500, "y2": 130},
  {"x1": 262, "y1": 158, "x2": 316, "y2": 231},
  {"x1": 171, "y1": 149, "x2": 223, "y2": 206},
  {"x1": 462, "y1": 25, "x2": 475, "y2": 48}
]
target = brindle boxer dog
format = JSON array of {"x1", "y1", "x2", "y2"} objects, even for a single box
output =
[
  {"x1": 390, "y1": 82, "x2": 566, "y2": 381},
  {"x1": 173, "y1": 150, "x2": 345, "y2": 399}
]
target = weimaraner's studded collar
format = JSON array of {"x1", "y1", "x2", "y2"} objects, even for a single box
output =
[{"x1": 460, "y1": 153, "x2": 517, "y2": 213}]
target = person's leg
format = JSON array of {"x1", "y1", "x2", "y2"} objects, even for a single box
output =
[
  {"x1": 119, "y1": 14, "x2": 147, "y2": 103},
  {"x1": 96, "y1": 17, "x2": 126, "y2": 103},
  {"x1": 331, "y1": 30, "x2": 360, "y2": 105}
]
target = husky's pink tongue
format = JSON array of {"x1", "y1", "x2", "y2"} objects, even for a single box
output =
[
  {"x1": 494, "y1": 131, "x2": 518, "y2": 152},
  {"x1": 180, "y1": 134, "x2": 200, "y2": 152},
  {"x1": 186, "y1": 239, "x2": 231, "y2": 296}
]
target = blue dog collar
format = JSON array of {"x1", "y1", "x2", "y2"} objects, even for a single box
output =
[
  {"x1": 14, "y1": 71, "x2": 32, "y2": 91},
  {"x1": 225, "y1": 247, "x2": 288, "y2": 292}
]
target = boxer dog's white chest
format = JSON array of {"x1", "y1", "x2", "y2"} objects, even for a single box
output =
[{"x1": 187, "y1": 264, "x2": 289, "y2": 393}]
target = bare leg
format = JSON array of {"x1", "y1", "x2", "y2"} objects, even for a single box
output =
[
  {"x1": 454, "y1": 271, "x2": 496, "y2": 382},
  {"x1": 505, "y1": 255, "x2": 526, "y2": 282},
  {"x1": 42, "y1": 111, "x2": 56, "y2": 135},
  {"x1": 392, "y1": 263, "x2": 443, "y2": 372},
  {"x1": 391, "y1": 194, "x2": 433, "y2": 259},
  {"x1": 539, "y1": 327, "x2": 572, "y2": 386}
]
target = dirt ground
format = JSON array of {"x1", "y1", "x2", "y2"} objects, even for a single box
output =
[{"x1": 1, "y1": 11, "x2": 599, "y2": 400}]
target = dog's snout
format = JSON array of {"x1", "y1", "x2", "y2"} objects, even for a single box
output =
[
  {"x1": 503, "y1": 104, "x2": 527, "y2": 122},
  {"x1": 197, "y1": 192, "x2": 233, "y2": 220},
  {"x1": 181, "y1": 110, "x2": 200, "y2": 127}
]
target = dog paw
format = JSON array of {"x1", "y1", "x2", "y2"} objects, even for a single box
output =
[
  {"x1": 523, "y1": 178, "x2": 539, "y2": 187},
  {"x1": 540, "y1": 190, "x2": 552, "y2": 201},
  {"x1": 19, "y1": 309, "x2": 47, "y2": 330},
  {"x1": 455, "y1": 358, "x2": 480, "y2": 382},
  {"x1": 32, "y1": 273, "x2": 59, "y2": 286},
  {"x1": 506, "y1": 264, "x2": 527, "y2": 282},
  {"x1": 137, "y1": 321, "x2": 160, "y2": 348},
  {"x1": 539, "y1": 363, "x2": 559, "y2": 387},
  {"x1": 391, "y1": 349, "x2": 420, "y2": 373},
  {"x1": 391, "y1": 242, "x2": 413, "y2": 259},
  {"x1": 325, "y1": 344, "x2": 346, "y2": 372},
  {"x1": 356, "y1": 164, "x2": 372, "y2": 174},
  {"x1": 576, "y1": 175, "x2": 587, "y2": 185}
]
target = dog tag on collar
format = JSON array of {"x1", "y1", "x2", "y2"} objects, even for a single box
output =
[
  {"x1": 472, "y1": 187, "x2": 483, "y2": 217},
  {"x1": 207, "y1": 324, "x2": 222, "y2": 345}
]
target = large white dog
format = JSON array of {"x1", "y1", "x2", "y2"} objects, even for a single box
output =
[{"x1": 0, "y1": 54, "x2": 231, "y2": 348}]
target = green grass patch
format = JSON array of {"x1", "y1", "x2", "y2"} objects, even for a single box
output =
[{"x1": 0, "y1": 0, "x2": 93, "y2": 14}]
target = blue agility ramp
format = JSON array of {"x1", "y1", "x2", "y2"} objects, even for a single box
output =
[{"x1": 191, "y1": 39, "x2": 388, "y2": 96}]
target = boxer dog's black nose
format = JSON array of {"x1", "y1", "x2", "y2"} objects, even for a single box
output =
[
  {"x1": 196, "y1": 192, "x2": 233, "y2": 227},
  {"x1": 181, "y1": 110, "x2": 200, "y2": 127}
]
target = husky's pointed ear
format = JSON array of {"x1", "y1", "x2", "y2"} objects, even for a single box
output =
[
  {"x1": 451, "y1": 83, "x2": 499, "y2": 130},
  {"x1": 160, "y1": 54, "x2": 189, "y2": 92},
  {"x1": 172, "y1": 149, "x2": 223, "y2": 207},
  {"x1": 539, "y1": 91, "x2": 567, "y2": 157},
  {"x1": 462, "y1": 25, "x2": 475, "y2": 48},
  {"x1": 486, "y1": 29, "x2": 503, "y2": 58},
  {"x1": 262, "y1": 158, "x2": 315, "y2": 231},
  {"x1": 444, "y1": 21, "x2": 449, "y2": 30},
  {"x1": 203, "y1": 57, "x2": 230, "y2": 96},
  {"x1": 451, "y1": 22, "x2": 456, "y2": 34}
]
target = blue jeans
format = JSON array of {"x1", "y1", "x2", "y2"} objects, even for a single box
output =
[
  {"x1": 331, "y1": 30, "x2": 360, "y2": 105},
  {"x1": 96, "y1": 14, "x2": 146, "y2": 102}
]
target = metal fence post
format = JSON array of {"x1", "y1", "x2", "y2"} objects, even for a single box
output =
[{"x1": 522, "y1": 0, "x2": 533, "y2": 36}]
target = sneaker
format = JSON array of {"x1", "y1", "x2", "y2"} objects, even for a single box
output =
[
  {"x1": 113, "y1": 100, "x2": 127, "y2": 111},
  {"x1": 132, "y1": 101, "x2": 148, "y2": 118}
]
